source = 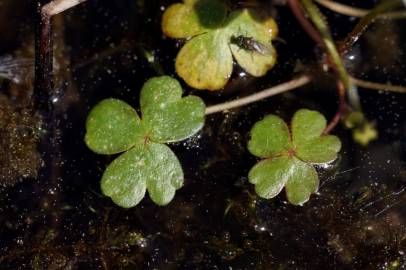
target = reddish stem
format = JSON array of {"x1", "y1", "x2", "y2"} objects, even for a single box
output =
[
  {"x1": 323, "y1": 80, "x2": 346, "y2": 134},
  {"x1": 287, "y1": 0, "x2": 324, "y2": 46},
  {"x1": 287, "y1": 0, "x2": 349, "y2": 133}
]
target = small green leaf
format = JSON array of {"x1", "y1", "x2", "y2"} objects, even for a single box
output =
[
  {"x1": 248, "y1": 156, "x2": 293, "y2": 199},
  {"x1": 140, "y1": 76, "x2": 205, "y2": 142},
  {"x1": 248, "y1": 115, "x2": 291, "y2": 158},
  {"x1": 101, "y1": 142, "x2": 183, "y2": 208},
  {"x1": 296, "y1": 136, "x2": 341, "y2": 163},
  {"x1": 85, "y1": 99, "x2": 144, "y2": 155},
  {"x1": 291, "y1": 109, "x2": 342, "y2": 163},
  {"x1": 291, "y1": 109, "x2": 327, "y2": 144},
  {"x1": 285, "y1": 158, "x2": 318, "y2": 205},
  {"x1": 246, "y1": 109, "x2": 342, "y2": 205},
  {"x1": 175, "y1": 30, "x2": 233, "y2": 90}
]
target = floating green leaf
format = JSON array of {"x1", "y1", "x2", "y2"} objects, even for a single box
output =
[
  {"x1": 162, "y1": 0, "x2": 278, "y2": 90},
  {"x1": 85, "y1": 76, "x2": 205, "y2": 207},
  {"x1": 140, "y1": 76, "x2": 205, "y2": 143},
  {"x1": 85, "y1": 99, "x2": 143, "y2": 155},
  {"x1": 247, "y1": 109, "x2": 342, "y2": 205},
  {"x1": 101, "y1": 143, "x2": 183, "y2": 207},
  {"x1": 247, "y1": 115, "x2": 291, "y2": 158}
]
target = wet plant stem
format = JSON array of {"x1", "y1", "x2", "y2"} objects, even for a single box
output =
[
  {"x1": 34, "y1": 0, "x2": 87, "y2": 237},
  {"x1": 314, "y1": 0, "x2": 406, "y2": 19},
  {"x1": 34, "y1": 0, "x2": 87, "y2": 111},
  {"x1": 300, "y1": 0, "x2": 361, "y2": 112},
  {"x1": 287, "y1": 0, "x2": 323, "y2": 45},
  {"x1": 323, "y1": 81, "x2": 346, "y2": 134},
  {"x1": 205, "y1": 75, "x2": 311, "y2": 115},
  {"x1": 340, "y1": 0, "x2": 405, "y2": 55},
  {"x1": 42, "y1": 0, "x2": 87, "y2": 16},
  {"x1": 34, "y1": 3, "x2": 53, "y2": 113},
  {"x1": 350, "y1": 76, "x2": 406, "y2": 93},
  {"x1": 204, "y1": 74, "x2": 406, "y2": 115},
  {"x1": 286, "y1": 0, "x2": 359, "y2": 130},
  {"x1": 314, "y1": 0, "x2": 368, "y2": 17}
]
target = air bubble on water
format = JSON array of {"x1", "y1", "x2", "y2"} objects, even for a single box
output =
[
  {"x1": 238, "y1": 71, "x2": 247, "y2": 77},
  {"x1": 16, "y1": 238, "x2": 23, "y2": 245},
  {"x1": 254, "y1": 224, "x2": 267, "y2": 232}
]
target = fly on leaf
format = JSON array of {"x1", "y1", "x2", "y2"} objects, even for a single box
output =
[{"x1": 230, "y1": 35, "x2": 271, "y2": 55}]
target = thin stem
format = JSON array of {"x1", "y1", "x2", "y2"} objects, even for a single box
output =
[
  {"x1": 34, "y1": 0, "x2": 88, "y2": 111},
  {"x1": 340, "y1": 0, "x2": 404, "y2": 55},
  {"x1": 315, "y1": 0, "x2": 406, "y2": 19},
  {"x1": 42, "y1": 0, "x2": 87, "y2": 16},
  {"x1": 314, "y1": 0, "x2": 368, "y2": 17},
  {"x1": 323, "y1": 80, "x2": 345, "y2": 134},
  {"x1": 34, "y1": 0, "x2": 87, "y2": 234},
  {"x1": 205, "y1": 75, "x2": 311, "y2": 115},
  {"x1": 287, "y1": 0, "x2": 323, "y2": 45},
  {"x1": 301, "y1": 0, "x2": 361, "y2": 111},
  {"x1": 34, "y1": 4, "x2": 53, "y2": 113},
  {"x1": 351, "y1": 76, "x2": 406, "y2": 93}
]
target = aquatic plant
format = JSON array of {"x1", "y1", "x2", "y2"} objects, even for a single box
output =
[
  {"x1": 247, "y1": 109, "x2": 341, "y2": 205},
  {"x1": 37, "y1": 0, "x2": 406, "y2": 210},
  {"x1": 85, "y1": 76, "x2": 205, "y2": 207}
]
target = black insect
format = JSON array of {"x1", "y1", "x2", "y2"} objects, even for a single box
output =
[{"x1": 230, "y1": 35, "x2": 271, "y2": 55}]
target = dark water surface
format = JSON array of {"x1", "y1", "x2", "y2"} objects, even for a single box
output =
[{"x1": 0, "y1": 0, "x2": 405, "y2": 269}]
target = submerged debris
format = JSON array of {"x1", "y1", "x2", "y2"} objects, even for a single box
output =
[
  {"x1": 0, "y1": 55, "x2": 34, "y2": 84},
  {"x1": 0, "y1": 93, "x2": 42, "y2": 186}
]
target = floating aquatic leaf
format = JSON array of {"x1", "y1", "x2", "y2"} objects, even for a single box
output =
[
  {"x1": 140, "y1": 76, "x2": 205, "y2": 143},
  {"x1": 85, "y1": 76, "x2": 205, "y2": 207},
  {"x1": 247, "y1": 109, "x2": 341, "y2": 205},
  {"x1": 247, "y1": 114, "x2": 291, "y2": 158},
  {"x1": 85, "y1": 99, "x2": 143, "y2": 155},
  {"x1": 292, "y1": 109, "x2": 341, "y2": 163},
  {"x1": 162, "y1": 0, "x2": 278, "y2": 90},
  {"x1": 101, "y1": 143, "x2": 183, "y2": 207}
]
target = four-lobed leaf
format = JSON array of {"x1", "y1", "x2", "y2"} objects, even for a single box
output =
[
  {"x1": 85, "y1": 76, "x2": 205, "y2": 208},
  {"x1": 247, "y1": 109, "x2": 341, "y2": 205},
  {"x1": 162, "y1": 0, "x2": 278, "y2": 90}
]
